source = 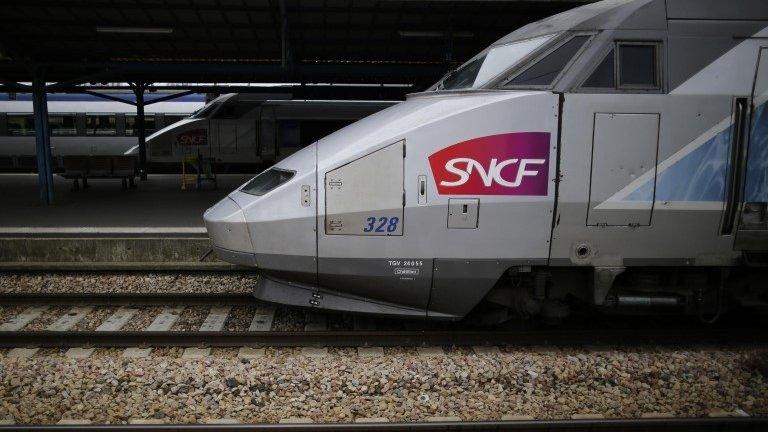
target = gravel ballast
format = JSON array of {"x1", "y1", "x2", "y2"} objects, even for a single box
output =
[
  {"x1": 0, "y1": 272, "x2": 256, "y2": 295},
  {"x1": 0, "y1": 346, "x2": 765, "y2": 424}
]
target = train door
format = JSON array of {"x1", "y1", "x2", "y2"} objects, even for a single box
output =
[
  {"x1": 587, "y1": 112, "x2": 660, "y2": 226},
  {"x1": 204, "y1": 121, "x2": 217, "y2": 159},
  {"x1": 735, "y1": 47, "x2": 768, "y2": 251},
  {"x1": 259, "y1": 107, "x2": 277, "y2": 163},
  {"x1": 317, "y1": 140, "x2": 431, "y2": 315},
  {"x1": 217, "y1": 120, "x2": 238, "y2": 158}
]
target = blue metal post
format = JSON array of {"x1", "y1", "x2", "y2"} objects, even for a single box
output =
[
  {"x1": 32, "y1": 76, "x2": 54, "y2": 204},
  {"x1": 134, "y1": 84, "x2": 148, "y2": 180}
]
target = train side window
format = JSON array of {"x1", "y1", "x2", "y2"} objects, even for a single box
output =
[
  {"x1": 580, "y1": 42, "x2": 661, "y2": 91},
  {"x1": 125, "y1": 115, "x2": 156, "y2": 136},
  {"x1": 86, "y1": 114, "x2": 117, "y2": 136},
  {"x1": 6, "y1": 115, "x2": 35, "y2": 136},
  {"x1": 505, "y1": 35, "x2": 590, "y2": 87},
  {"x1": 49, "y1": 114, "x2": 77, "y2": 136},
  {"x1": 583, "y1": 49, "x2": 615, "y2": 88},
  {"x1": 618, "y1": 43, "x2": 659, "y2": 88}
]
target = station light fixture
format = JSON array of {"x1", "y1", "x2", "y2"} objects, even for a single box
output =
[
  {"x1": 96, "y1": 27, "x2": 174, "y2": 34},
  {"x1": 398, "y1": 30, "x2": 445, "y2": 38},
  {"x1": 398, "y1": 30, "x2": 474, "y2": 38}
]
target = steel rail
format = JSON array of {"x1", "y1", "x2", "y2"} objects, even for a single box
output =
[
  {"x1": 1, "y1": 325, "x2": 766, "y2": 348},
  {"x1": 1, "y1": 417, "x2": 767, "y2": 432},
  {"x1": 0, "y1": 293, "x2": 255, "y2": 306}
]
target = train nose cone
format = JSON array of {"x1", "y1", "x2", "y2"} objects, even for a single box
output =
[{"x1": 204, "y1": 197, "x2": 255, "y2": 266}]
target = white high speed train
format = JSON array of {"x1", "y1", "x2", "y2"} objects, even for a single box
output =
[
  {"x1": 205, "y1": 0, "x2": 768, "y2": 322},
  {"x1": 139, "y1": 93, "x2": 396, "y2": 171},
  {"x1": 0, "y1": 93, "x2": 395, "y2": 173},
  {"x1": 0, "y1": 92, "x2": 202, "y2": 172}
]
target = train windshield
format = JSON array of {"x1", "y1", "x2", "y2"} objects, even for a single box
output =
[
  {"x1": 436, "y1": 33, "x2": 556, "y2": 91},
  {"x1": 241, "y1": 168, "x2": 295, "y2": 196},
  {"x1": 191, "y1": 102, "x2": 221, "y2": 119}
]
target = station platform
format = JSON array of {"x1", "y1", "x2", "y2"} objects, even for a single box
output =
[{"x1": 0, "y1": 173, "x2": 254, "y2": 270}]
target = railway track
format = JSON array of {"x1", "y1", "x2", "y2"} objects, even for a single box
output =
[
  {"x1": 2, "y1": 326, "x2": 767, "y2": 348},
  {"x1": 1, "y1": 417, "x2": 767, "y2": 431},
  {"x1": 0, "y1": 293, "x2": 767, "y2": 348},
  {"x1": 2, "y1": 295, "x2": 766, "y2": 430},
  {"x1": 0, "y1": 293, "x2": 255, "y2": 305}
]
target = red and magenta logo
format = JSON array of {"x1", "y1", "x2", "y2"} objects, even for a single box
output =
[
  {"x1": 175, "y1": 128, "x2": 208, "y2": 146},
  {"x1": 428, "y1": 132, "x2": 550, "y2": 196}
]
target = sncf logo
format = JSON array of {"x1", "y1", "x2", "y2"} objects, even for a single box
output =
[
  {"x1": 428, "y1": 132, "x2": 550, "y2": 196},
  {"x1": 175, "y1": 128, "x2": 208, "y2": 146},
  {"x1": 442, "y1": 158, "x2": 546, "y2": 188}
]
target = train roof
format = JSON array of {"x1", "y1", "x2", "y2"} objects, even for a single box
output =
[
  {"x1": 495, "y1": 0, "x2": 768, "y2": 46},
  {"x1": 205, "y1": 93, "x2": 398, "y2": 107}
]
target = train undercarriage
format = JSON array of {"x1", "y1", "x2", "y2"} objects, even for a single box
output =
[{"x1": 478, "y1": 264, "x2": 768, "y2": 325}]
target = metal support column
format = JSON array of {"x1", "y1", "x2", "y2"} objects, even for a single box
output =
[
  {"x1": 132, "y1": 83, "x2": 148, "y2": 180},
  {"x1": 278, "y1": 0, "x2": 292, "y2": 74},
  {"x1": 32, "y1": 76, "x2": 54, "y2": 204}
]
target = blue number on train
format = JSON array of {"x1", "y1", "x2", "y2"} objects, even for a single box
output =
[
  {"x1": 363, "y1": 216, "x2": 399, "y2": 233},
  {"x1": 387, "y1": 217, "x2": 399, "y2": 232},
  {"x1": 363, "y1": 217, "x2": 376, "y2": 232},
  {"x1": 375, "y1": 217, "x2": 388, "y2": 232}
]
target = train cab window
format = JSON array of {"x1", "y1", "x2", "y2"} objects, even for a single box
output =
[
  {"x1": 213, "y1": 101, "x2": 260, "y2": 120},
  {"x1": 583, "y1": 49, "x2": 615, "y2": 88},
  {"x1": 504, "y1": 35, "x2": 590, "y2": 87},
  {"x1": 49, "y1": 114, "x2": 77, "y2": 136},
  {"x1": 192, "y1": 103, "x2": 220, "y2": 119},
  {"x1": 618, "y1": 43, "x2": 659, "y2": 88},
  {"x1": 125, "y1": 115, "x2": 156, "y2": 136},
  {"x1": 6, "y1": 115, "x2": 34, "y2": 136},
  {"x1": 86, "y1": 114, "x2": 117, "y2": 136},
  {"x1": 436, "y1": 33, "x2": 556, "y2": 90},
  {"x1": 440, "y1": 56, "x2": 486, "y2": 90},
  {"x1": 241, "y1": 168, "x2": 295, "y2": 196}
]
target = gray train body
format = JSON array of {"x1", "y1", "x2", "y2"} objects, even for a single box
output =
[{"x1": 205, "y1": 0, "x2": 768, "y2": 321}]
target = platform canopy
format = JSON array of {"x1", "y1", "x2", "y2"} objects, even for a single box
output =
[{"x1": 0, "y1": 0, "x2": 591, "y2": 93}]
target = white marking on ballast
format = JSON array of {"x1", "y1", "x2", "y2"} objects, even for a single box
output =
[
  {"x1": 182, "y1": 347, "x2": 210, "y2": 359},
  {"x1": 248, "y1": 306, "x2": 276, "y2": 332},
  {"x1": 96, "y1": 307, "x2": 138, "y2": 331},
  {"x1": 145, "y1": 307, "x2": 184, "y2": 331},
  {"x1": 7, "y1": 348, "x2": 39, "y2": 358},
  {"x1": 46, "y1": 306, "x2": 93, "y2": 331},
  {"x1": 0, "y1": 306, "x2": 49, "y2": 331},
  {"x1": 122, "y1": 347, "x2": 152, "y2": 358},
  {"x1": 65, "y1": 347, "x2": 95, "y2": 359},
  {"x1": 199, "y1": 306, "x2": 232, "y2": 332}
]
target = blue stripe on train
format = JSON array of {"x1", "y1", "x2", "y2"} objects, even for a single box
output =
[
  {"x1": 0, "y1": 93, "x2": 206, "y2": 103},
  {"x1": 625, "y1": 101, "x2": 766, "y2": 203}
]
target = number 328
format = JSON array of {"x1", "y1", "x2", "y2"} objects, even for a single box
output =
[{"x1": 363, "y1": 216, "x2": 399, "y2": 233}]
